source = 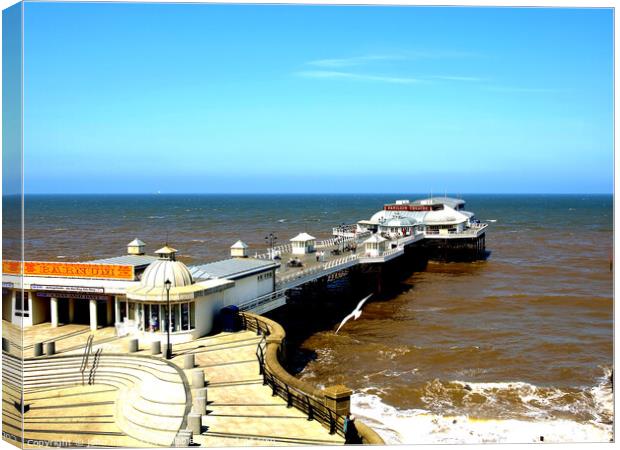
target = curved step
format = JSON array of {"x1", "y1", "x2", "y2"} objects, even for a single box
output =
[{"x1": 8, "y1": 352, "x2": 190, "y2": 448}]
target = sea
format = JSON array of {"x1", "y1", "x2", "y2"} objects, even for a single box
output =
[{"x1": 13, "y1": 193, "x2": 614, "y2": 444}]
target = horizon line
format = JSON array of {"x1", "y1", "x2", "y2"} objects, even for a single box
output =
[{"x1": 3, "y1": 192, "x2": 614, "y2": 196}]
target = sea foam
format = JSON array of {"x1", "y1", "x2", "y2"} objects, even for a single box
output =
[{"x1": 351, "y1": 381, "x2": 613, "y2": 445}]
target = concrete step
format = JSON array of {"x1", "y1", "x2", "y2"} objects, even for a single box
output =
[
  {"x1": 116, "y1": 387, "x2": 180, "y2": 446},
  {"x1": 132, "y1": 393, "x2": 188, "y2": 417},
  {"x1": 7, "y1": 352, "x2": 190, "y2": 448},
  {"x1": 119, "y1": 386, "x2": 184, "y2": 431}
]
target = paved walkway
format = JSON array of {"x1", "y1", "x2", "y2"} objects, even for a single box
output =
[
  {"x1": 3, "y1": 322, "x2": 119, "y2": 358},
  {"x1": 2, "y1": 322, "x2": 344, "y2": 447},
  {"x1": 130, "y1": 331, "x2": 344, "y2": 446}
]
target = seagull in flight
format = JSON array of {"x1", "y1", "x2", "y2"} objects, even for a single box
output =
[{"x1": 335, "y1": 294, "x2": 373, "y2": 334}]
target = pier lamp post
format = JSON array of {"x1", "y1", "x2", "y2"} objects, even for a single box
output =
[
  {"x1": 164, "y1": 279, "x2": 172, "y2": 360},
  {"x1": 265, "y1": 233, "x2": 277, "y2": 259},
  {"x1": 340, "y1": 223, "x2": 347, "y2": 253}
]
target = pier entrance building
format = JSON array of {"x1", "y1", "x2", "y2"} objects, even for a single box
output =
[{"x1": 2, "y1": 240, "x2": 279, "y2": 343}]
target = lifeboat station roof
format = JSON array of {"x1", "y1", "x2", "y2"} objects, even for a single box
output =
[{"x1": 189, "y1": 258, "x2": 279, "y2": 281}]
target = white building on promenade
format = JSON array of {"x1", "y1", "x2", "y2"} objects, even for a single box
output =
[{"x1": 2, "y1": 240, "x2": 278, "y2": 343}]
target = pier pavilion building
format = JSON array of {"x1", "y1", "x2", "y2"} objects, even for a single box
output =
[
  {"x1": 2, "y1": 240, "x2": 278, "y2": 342},
  {"x1": 352, "y1": 197, "x2": 487, "y2": 260},
  {"x1": 363, "y1": 198, "x2": 474, "y2": 234}
]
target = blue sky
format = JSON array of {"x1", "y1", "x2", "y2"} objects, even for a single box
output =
[{"x1": 20, "y1": 3, "x2": 613, "y2": 194}]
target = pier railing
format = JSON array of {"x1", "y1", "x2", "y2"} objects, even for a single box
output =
[
  {"x1": 237, "y1": 289, "x2": 287, "y2": 313},
  {"x1": 276, "y1": 254, "x2": 359, "y2": 289},
  {"x1": 239, "y1": 312, "x2": 385, "y2": 445},
  {"x1": 254, "y1": 232, "x2": 372, "y2": 260},
  {"x1": 424, "y1": 223, "x2": 488, "y2": 238},
  {"x1": 332, "y1": 224, "x2": 362, "y2": 238}
]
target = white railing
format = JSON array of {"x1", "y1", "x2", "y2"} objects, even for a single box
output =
[
  {"x1": 276, "y1": 254, "x2": 359, "y2": 288},
  {"x1": 332, "y1": 224, "x2": 358, "y2": 236},
  {"x1": 254, "y1": 230, "x2": 376, "y2": 260},
  {"x1": 423, "y1": 223, "x2": 488, "y2": 238},
  {"x1": 238, "y1": 289, "x2": 288, "y2": 312},
  {"x1": 255, "y1": 243, "x2": 293, "y2": 259},
  {"x1": 381, "y1": 247, "x2": 402, "y2": 257}
]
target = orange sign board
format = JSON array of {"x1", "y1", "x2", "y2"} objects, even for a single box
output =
[{"x1": 2, "y1": 260, "x2": 134, "y2": 280}]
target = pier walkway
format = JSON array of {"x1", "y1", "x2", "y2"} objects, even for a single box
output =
[{"x1": 240, "y1": 232, "x2": 424, "y2": 313}]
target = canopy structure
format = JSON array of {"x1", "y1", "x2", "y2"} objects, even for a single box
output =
[
  {"x1": 231, "y1": 240, "x2": 248, "y2": 249},
  {"x1": 363, "y1": 234, "x2": 387, "y2": 244},
  {"x1": 290, "y1": 232, "x2": 316, "y2": 255},
  {"x1": 363, "y1": 234, "x2": 387, "y2": 257},
  {"x1": 290, "y1": 232, "x2": 316, "y2": 242},
  {"x1": 126, "y1": 278, "x2": 233, "y2": 302}
]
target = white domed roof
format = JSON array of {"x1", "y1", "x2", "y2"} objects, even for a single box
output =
[
  {"x1": 140, "y1": 259, "x2": 193, "y2": 288},
  {"x1": 385, "y1": 217, "x2": 416, "y2": 227},
  {"x1": 370, "y1": 211, "x2": 388, "y2": 222},
  {"x1": 424, "y1": 206, "x2": 468, "y2": 225}
]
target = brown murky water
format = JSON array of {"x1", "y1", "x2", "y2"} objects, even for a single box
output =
[{"x1": 6, "y1": 194, "x2": 613, "y2": 443}]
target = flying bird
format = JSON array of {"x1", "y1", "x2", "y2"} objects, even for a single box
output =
[{"x1": 335, "y1": 294, "x2": 373, "y2": 334}]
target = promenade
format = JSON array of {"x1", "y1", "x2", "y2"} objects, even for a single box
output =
[{"x1": 2, "y1": 321, "x2": 345, "y2": 447}]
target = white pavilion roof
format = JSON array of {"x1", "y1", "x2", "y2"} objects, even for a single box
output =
[
  {"x1": 290, "y1": 233, "x2": 316, "y2": 242},
  {"x1": 424, "y1": 206, "x2": 469, "y2": 225},
  {"x1": 363, "y1": 234, "x2": 387, "y2": 244},
  {"x1": 231, "y1": 240, "x2": 248, "y2": 249}
]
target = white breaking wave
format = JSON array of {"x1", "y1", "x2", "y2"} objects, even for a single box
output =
[{"x1": 351, "y1": 378, "x2": 613, "y2": 445}]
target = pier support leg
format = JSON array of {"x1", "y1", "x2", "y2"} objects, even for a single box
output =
[
  {"x1": 50, "y1": 298, "x2": 59, "y2": 328},
  {"x1": 376, "y1": 271, "x2": 383, "y2": 295}
]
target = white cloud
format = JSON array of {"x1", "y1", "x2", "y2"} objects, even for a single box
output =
[
  {"x1": 307, "y1": 51, "x2": 479, "y2": 68},
  {"x1": 296, "y1": 70, "x2": 423, "y2": 84},
  {"x1": 432, "y1": 75, "x2": 485, "y2": 82},
  {"x1": 486, "y1": 86, "x2": 563, "y2": 93},
  {"x1": 307, "y1": 54, "x2": 407, "y2": 68}
]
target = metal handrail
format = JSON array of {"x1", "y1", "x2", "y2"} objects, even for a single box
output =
[
  {"x1": 243, "y1": 314, "x2": 345, "y2": 437},
  {"x1": 80, "y1": 335, "x2": 94, "y2": 386},
  {"x1": 238, "y1": 289, "x2": 287, "y2": 312},
  {"x1": 88, "y1": 348, "x2": 102, "y2": 385}
]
